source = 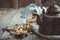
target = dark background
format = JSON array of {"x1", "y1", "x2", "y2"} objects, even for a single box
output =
[{"x1": 0, "y1": 0, "x2": 60, "y2": 8}]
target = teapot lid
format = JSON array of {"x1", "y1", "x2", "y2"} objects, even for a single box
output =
[{"x1": 47, "y1": 1, "x2": 60, "y2": 13}]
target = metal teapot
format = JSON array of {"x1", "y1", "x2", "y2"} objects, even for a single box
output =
[{"x1": 38, "y1": 1, "x2": 60, "y2": 40}]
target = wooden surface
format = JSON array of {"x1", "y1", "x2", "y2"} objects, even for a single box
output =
[
  {"x1": 18, "y1": 0, "x2": 35, "y2": 7},
  {"x1": 0, "y1": 0, "x2": 60, "y2": 8}
]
